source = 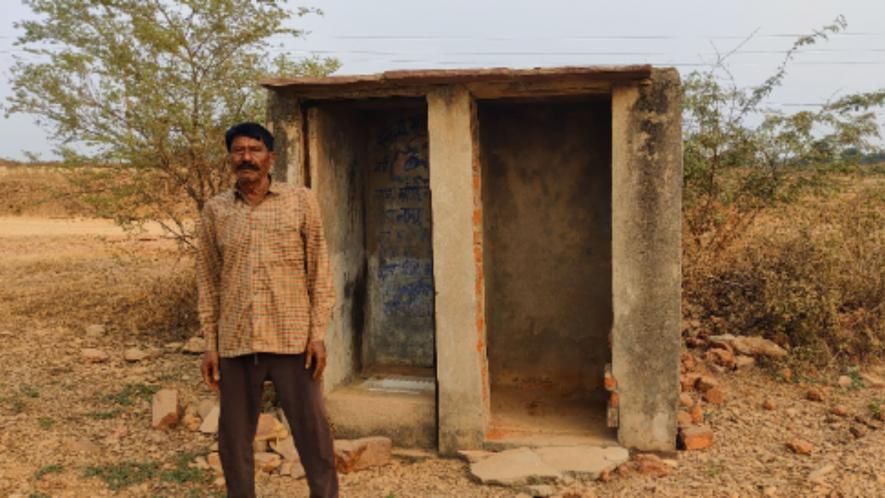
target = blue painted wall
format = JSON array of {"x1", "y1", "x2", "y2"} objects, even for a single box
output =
[{"x1": 364, "y1": 110, "x2": 435, "y2": 369}]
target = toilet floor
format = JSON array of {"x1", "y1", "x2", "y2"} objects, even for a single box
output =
[{"x1": 486, "y1": 384, "x2": 618, "y2": 448}]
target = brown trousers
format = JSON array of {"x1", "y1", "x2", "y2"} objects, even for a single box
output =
[{"x1": 219, "y1": 353, "x2": 338, "y2": 498}]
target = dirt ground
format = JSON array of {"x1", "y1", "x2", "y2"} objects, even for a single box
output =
[
  {"x1": 1, "y1": 219, "x2": 883, "y2": 498},
  {"x1": 0, "y1": 216, "x2": 166, "y2": 238}
]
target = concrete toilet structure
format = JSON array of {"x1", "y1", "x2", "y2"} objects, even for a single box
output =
[{"x1": 262, "y1": 65, "x2": 682, "y2": 454}]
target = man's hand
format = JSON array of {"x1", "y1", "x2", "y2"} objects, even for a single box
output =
[
  {"x1": 201, "y1": 351, "x2": 220, "y2": 391},
  {"x1": 304, "y1": 340, "x2": 326, "y2": 380}
]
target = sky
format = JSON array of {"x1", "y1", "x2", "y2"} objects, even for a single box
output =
[{"x1": 1, "y1": 0, "x2": 883, "y2": 161}]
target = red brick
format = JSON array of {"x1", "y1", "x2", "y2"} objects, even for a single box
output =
[
  {"x1": 690, "y1": 403, "x2": 704, "y2": 424},
  {"x1": 705, "y1": 348, "x2": 736, "y2": 369},
  {"x1": 830, "y1": 405, "x2": 848, "y2": 417},
  {"x1": 604, "y1": 371, "x2": 617, "y2": 391},
  {"x1": 786, "y1": 438, "x2": 813, "y2": 455},
  {"x1": 680, "y1": 351, "x2": 696, "y2": 372},
  {"x1": 680, "y1": 373, "x2": 701, "y2": 392},
  {"x1": 679, "y1": 392, "x2": 694, "y2": 407},
  {"x1": 703, "y1": 387, "x2": 726, "y2": 405},
  {"x1": 676, "y1": 410, "x2": 692, "y2": 426},
  {"x1": 696, "y1": 375, "x2": 719, "y2": 392},
  {"x1": 679, "y1": 426, "x2": 714, "y2": 450}
]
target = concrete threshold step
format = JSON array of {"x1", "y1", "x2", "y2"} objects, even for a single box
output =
[
  {"x1": 359, "y1": 374, "x2": 435, "y2": 395},
  {"x1": 468, "y1": 445, "x2": 631, "y2": 486},
  {"x1": 326, "y1": 375, "x2": 436, "y2": 449}
]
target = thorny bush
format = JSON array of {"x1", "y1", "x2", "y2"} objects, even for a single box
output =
[{"x1": 681, "y1": 17, "x2": 885, "y2": 365}]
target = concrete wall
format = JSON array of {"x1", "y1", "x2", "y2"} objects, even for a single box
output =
[
  {"x1": 307, "y1": 102, "x2": 436, "y2": 382},
  {"x1": 428, "y1": 87, "x2": 490, "y2": 454},
  {"x1": 266, "y1": 90, "x2": 304, "y2": 185},
  {"x1": 611, "y1": 69, "x2": 682, "y2": 451},
  {"x1": 363, "y1": 109, "x2": 435, "y2": 369},
  {"x1": 269, "y1": 68, "x2": 682, "y2": 453},
  {"x1": 479, "y1": 99, "x2": 612, "y2": 395},
  {"x1": 307, "y1": 106, "x2": 367, "y2": 391}
]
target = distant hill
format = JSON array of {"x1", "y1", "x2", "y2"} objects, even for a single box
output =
[{"x1": 0, "y1": 160, "x2": 93, "y2": 217}]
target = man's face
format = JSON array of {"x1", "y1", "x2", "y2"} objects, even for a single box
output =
[{"x1": 229, "y1": 135, "x2": 274, "y2": 184}]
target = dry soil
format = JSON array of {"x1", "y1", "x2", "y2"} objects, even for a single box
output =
[{"x1": 0, "y1": 219, "x2": 883, "y2": 498}]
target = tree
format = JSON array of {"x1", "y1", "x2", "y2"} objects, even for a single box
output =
[
  {"x1": 4, "y1": 0, "x2": 339, "y2": 244},
  {"x1": 681, "y1": 15, "x2": 885, "y2": 255},
  {"x1": 680, "y1": 17, "x2": 885, "y2": 358}
]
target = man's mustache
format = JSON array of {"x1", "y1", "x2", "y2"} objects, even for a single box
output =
[{"x1": 235, "y1": 161, "x2": 260, "y2": 171}]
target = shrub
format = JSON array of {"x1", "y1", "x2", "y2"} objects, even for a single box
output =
[
  {"x1": 684, "y1": 174, "x2": 885, "y2": 365},
  {"x1": 114, "y1": 265, "x2": 199, "y2": 342}
]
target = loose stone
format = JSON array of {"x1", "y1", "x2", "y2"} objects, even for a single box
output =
[
  {"x1": 679, "y1": 426, "x2": 714, "y2": 450},
  {"x1": 786, "y1": 438, "x2": 813, "y2": 455}
]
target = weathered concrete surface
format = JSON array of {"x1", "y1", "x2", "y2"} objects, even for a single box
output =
[
  {"x1": 534, "y1": 446, "x2": 629, "y2": 480},
  {"x1": 151, "y1": 389, "x2": 180, "y2": 429},
  {"x1": 267, "y1": 66, "x2": 683, "y2": 453},
  {"x1": 334, "y1": 436, "x2": 393, "y2": 472},
  {"x1": 264, "y1": 66, "x2": 652, "y2": 87},
  {"x1": 709, "y1": 334, "x2": 788, "y2": 358},
  {"x1": 301, "y1": 101, "x2": 438, "y2": 450},
  {"x1": 458, "y1": 449, "x2": 496, "y2": 463},
  {"x1": 325, "y1": 385, "x2": 436, "y2": 448},
  {"x1": 469, "y1": 447, "x2": 560, "y2": 486},
  {"x1": 485, "y1": 385, "x2": 616, "y2": 450},
  {"x1": 261, "y1": 66, "x2": 652, "y2": 100},
  {"x1": 255, "y1": 413, "x2": 289, "y2": 441},
  {"x1": 468, "y1": 445, "x2": 629, "y2": 486},
  {"x1": 271, "y1": 436, "x2": 299, "y2": 462},
  {"x1": 611, "y1": 68, "x2": 682, "y2": 450},
  {"x1": 479, "y1": 99, "x2": 611, "y2": 395},
  {"x1": 267, "y1": 90, "x2": 305, "y2": 185},
  {"x1": 363, "y1": 109, "x2": 434, "y2": 368},
  {"x1": 307, "y1": 106, "x2": 367, "y2": 391},
  {"x1": 428, "y1": 86, "x2": 489, "y2": 454},
  {"x1": 254, "y1": 452, "x2": 283, "y2": 473},
  {"x1": 198, "y1": 405, "x2": 219, "y2": 434},
  {"x1": 306, "y1": 101, "x2": 436, "y2": 382}
]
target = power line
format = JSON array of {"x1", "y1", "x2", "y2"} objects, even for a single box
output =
[
  {"x1": 3, "y1": 32, "x2": 885, "y2": 42},
  {"x1": 2, "y1": 51, "x2": 882, "y2": 67},
  {"x1": 321, "y1": 32, "x2": 885, "y2": 40}
]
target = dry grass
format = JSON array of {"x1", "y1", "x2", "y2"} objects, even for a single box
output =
[
  {"x1": 0, "y1": 162, "x2": 93, "y2": 217},
  {"x1": 0, "y1": 234, "x2": 197, "y2": 343},
  {"x1": 684, "y1": 171, "x2": 885, "y2": 366},
  {"x1": 1, "y1": 160, "x2": 198, "y2": 341}
]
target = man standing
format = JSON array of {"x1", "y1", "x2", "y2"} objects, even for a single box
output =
[{"x1": 195, "y1": 122, "x2": 338, "y2": 498}]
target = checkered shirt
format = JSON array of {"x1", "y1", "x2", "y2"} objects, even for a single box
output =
[{"x1": 195, "y1": 182, "x2": 335, "y2": 357}]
